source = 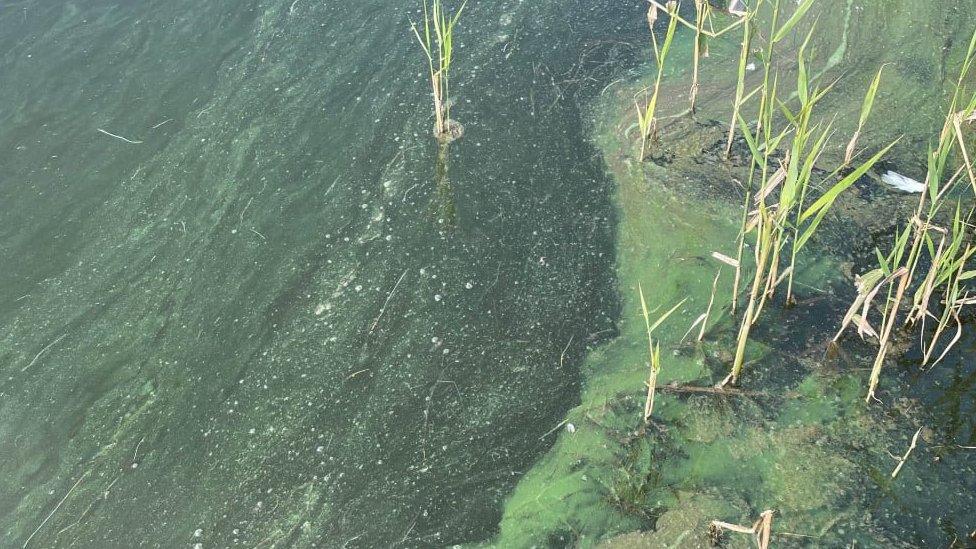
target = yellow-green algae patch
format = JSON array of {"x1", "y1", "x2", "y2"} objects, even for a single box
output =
[
  {"x1": 490, "y1": 153, "x2": 741, "y2": 547},
  {"x1": 490, "y1": 101, "x2": 878, "y2": 545}
]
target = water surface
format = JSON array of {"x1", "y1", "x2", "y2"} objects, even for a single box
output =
[{"x1": 0, "y1": 1, "x2": 639, "y2": 546}]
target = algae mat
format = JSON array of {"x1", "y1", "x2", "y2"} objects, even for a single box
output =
[{"x1": 491, "y1": 0, "x2": 976, "y2": 546}]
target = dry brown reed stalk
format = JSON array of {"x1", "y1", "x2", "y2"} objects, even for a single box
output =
[
  {"x1": 710, "y1": 509, "x2": 774, "y2": 549},
  {"x1": 890, "y1": 427, "x2": 923, "y2": 479},
  {"x1": 866, "y1": 268, "x2": 910, "y2": 403},
  {"x1": 660, "y1": 381, "x2": 767, "y2": 397},
  {"x1": 921, "y1": 241, "x2": 975, "y2": 366}
]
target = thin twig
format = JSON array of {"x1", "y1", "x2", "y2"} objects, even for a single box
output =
[
  {"x1": 96, "y1": 128, "x2": 143, "y2": 144},
  {"x1": 661, "y1": 381, "x2": 767, "y2": 397},
  {"x1": 133, "y1": 436, "x2": 146, "y2": 463},
  {"x1": 239, "y1": 196, "x2": 254, "y2": 226},
  {"x1": 326, "y1": 176, "x2": 340, "y2": 196},
  {"x1": 368, "y1": 269, "x2": 409, "y2": 333},
  {"x1": 345, "y1": 369, "x2": 370, "y2": 381},
  {"x1": 891, "y1": 427, "x2": 923, "y2": 478},
  {"x1": 559, "y1": 335, "x2": 574, "y2": 368},
  {"x1": 23, "y1": 472, "x2": 89, "y2": 548},
  {"x1": 539, "y1": 419, "x2": 570, "y2": 440},
  {"x1": 21, "y1": 334, "x2": 67, "y2": 372},
  {"x1": 698, "y1": 269, "x2": 722, "y2": 341}
]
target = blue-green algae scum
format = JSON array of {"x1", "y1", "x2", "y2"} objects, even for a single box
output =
[{"x1": 1, "y1": 1, "x2": 973, "y2": 547}]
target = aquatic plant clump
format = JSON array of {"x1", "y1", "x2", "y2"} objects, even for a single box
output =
[
  {"x1": 836, "y1": 29, "x2": 976, "y2": 402},
  {"x1": 412, "y1": 0, "x2": 467, "y2": 142}
]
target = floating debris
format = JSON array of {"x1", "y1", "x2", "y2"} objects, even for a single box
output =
[{"x1": 881, "y1": 170, "x2": 925, "y2": 193}]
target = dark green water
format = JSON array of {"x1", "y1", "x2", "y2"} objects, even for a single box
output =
[{"x1": 0, "y1": 1, "x2": 642, "y2": 546}]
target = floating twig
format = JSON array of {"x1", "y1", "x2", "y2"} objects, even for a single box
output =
[
  {"x1": 661, "y1": 381, "x2": 767, "y2": 397},
  {"x1": 21, "y1": 334, "x2": 67, "y2": 372},
  {"x1": 890, "y1": 427, "x2": 923, "y2": 479},
  {"x1": 326, "y1": 176, "x2": 340, "y2": 196},
  {"x1": 239, "y1": 196, "x2": 254, "y2": 226},
  {"x1": 710, "y1": 510, "x2": 774, "y2": 549},
  {"x1": 23, "y1": 472, "x2": 89, "y2": 548},
  {"x1": 699, "y1": 269, "x2": 722, "y2": 341},
  {"x1": 96, "y1": 128, "x2": 143, "y2": 144},
  {"x1": 559, "y1": 335, "x2": 574, "y2": 369},
  {"x1": 368, "y1": 269, "x2": 409, "y2": 333},
  {"x1": 132, "y1": 436, "x2": 146, "y2": 464},
  {"x1": 539, "y1": 419, "x2": 570, "y2": 441}
]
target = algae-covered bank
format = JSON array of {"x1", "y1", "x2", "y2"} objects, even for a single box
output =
[
  {"x1": 492, "y1": 0, "x2": 976, "y2": 547},
  {"x1": 1, "y1": 0, "x2": 974, "y2": 548}
]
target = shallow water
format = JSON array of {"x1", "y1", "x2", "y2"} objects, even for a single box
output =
[{"x1": 1, "y1": 0, "x2": 974, "y2": 548}]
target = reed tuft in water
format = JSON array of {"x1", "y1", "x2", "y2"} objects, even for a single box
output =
[
  {"x1": 836, "y1": 29, "x2": 976, "y2": 402},
  {"x1": 638, "y1": 284, "x2": 685, "y2": 422},
  {"x1": 635, "y1": 1, "x2": 679, "y2": 162},
  {"x1": 718, "y1": 2, "x2": 895, "y2": 386},
  {"x1": 412, "y1": 0, "x2": 466, "y2": 143}
]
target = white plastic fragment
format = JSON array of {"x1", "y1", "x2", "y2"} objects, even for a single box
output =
[{"x1": 881, "y1": 170, "x2": 925, "y2": 193}]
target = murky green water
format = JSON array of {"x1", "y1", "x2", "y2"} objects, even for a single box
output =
[
  {"x1": 1, "y1": 0, "x2": 974, "y2": 548},
  {"x1": 0, "y1": 1, "x2": 643, "y2": 546}
]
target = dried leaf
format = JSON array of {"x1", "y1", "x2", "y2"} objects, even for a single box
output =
[
  {"x1": 711, "y1": 251, "x2": 740, "y2": 268},
  {"x1": 754, "y1": 164, "x2": 788, "y2": 205}
]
